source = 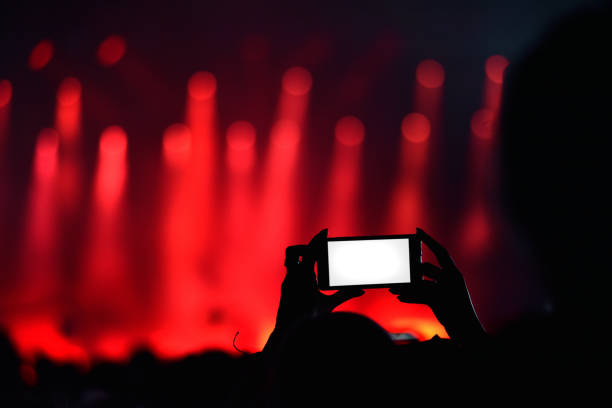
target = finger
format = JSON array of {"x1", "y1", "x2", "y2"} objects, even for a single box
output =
[
  {"x1": 388, "y1": 284, "x2": 409, "y2": 295},
  {"x1": 284, "y1": 245, "x2": 310, "y2": 267},
  {"x1": 308, "y1": 228, "x2": 328, "y2": 248},
  {"x1": 326, "y1": 288, "x2": 365, "y2": 310},
  {"x1": 395, "y1": 281, "x2": 437, "y2": 305},
  {"x1": 417, "y1": 228, "x2": 456, "y2": 269},
  {"x1": 419, "y1": 262, "x2": 442, "y2": 282}
]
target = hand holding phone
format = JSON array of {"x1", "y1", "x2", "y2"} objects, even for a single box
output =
[
  {"x1": 389, "y1": 228, "x2": 486, "y2": 343},
  {"x1": 312, "y1": 230, "x2": 422, "y2": 290}
]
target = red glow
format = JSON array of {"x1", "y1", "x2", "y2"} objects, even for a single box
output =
[
  {"x1": 226, "y1": 120, "x2": 256, "y2": 150},
  {"x1": 96, "y1": 126, "x2": 127, "y2": 212},
  {"x1": 100, "y1": 126, "x2": 128, "y2": 156},
  {"x1": 55, "y1": 78, "x2": 82, "y2": 145},
  {"x1": 282, "y1": 66, "x2": 313, "y2": 96},
  {"x1": 461, "y1": 205, "x2": 491, "y2": 254},
  {"x1": 325, "y1": 117, "x2": 364, "y2": 236},
  {"x1": 0, "y1": 79, "x2": 12, "y2": 108},
  {"x1": 485, "y1": 55, "x2": 509, "y2": 85},
  {"x1": 57, "y1": 77, "x2": 82, "y2": 107},
  {"x1": 163, "y1": 123, "x2": 192, "y2": 167},
  {"x1": 10, "y1": 319, "x2": 89, "y2": 365},
  {"x1": 35, "y1": 128, "x2": 59, "y2": 180},
  {"x1": 19, "y1": 364, "x2": 37, "y2": 387},
  {"x1": 226, "y1": 121, "x2": 256, "y2": 172},
  {"x1": 97, "y1": 35, "x2": 127, "y2": 66},
  {"x1": 335, "y1": 116, "x2": 365, "y2": 146},
  {"x1": 416, "y1": 59, "x2": 445, "y2": 89},
  {"x1": 470, "y1": 108, "x2": 496, "y2": 140},
  {"x1": 270, "y1": 119, "x2": 300, "y2": 148},
  {"x1": 188, "y1": 71, "x2": 217, "y2": 101},
  {"x1": 401, "y1": 113, "x2": 431, "y2": 143},
  {"x1": 28, "y1": 40, "x2": 54, "y2": 71}
]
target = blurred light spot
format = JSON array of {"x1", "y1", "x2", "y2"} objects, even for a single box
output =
[
  {"x1": 19, "y1": 364, "x2": 37, "y2": 387},
  {"x1": 335, "y1": 116, "x2": 365, "y2": 146},
  {"x1": 163, "y1": 123, "x2": 191, "y2": 166},
  {"x1": 401, "y1": 113, "x2": 430, "y2": 143},
  {"x1": 100, "y1": 126, "x2": 127, "y2": 156},
  {"x1": 35, "y1": 128, "x2": 59, "y2": 180},
  {"x1": 416, "y1": 59, "x2": 445, "y2": 89},
  {"x1": 485, "y1": 55, "x2": 509, "y2": 85},
  {"x1": 227, "y1": 121, "x2": 256, "y2": 150},
  {"x1": 57, "y1": 78, "x2": 82, "y2": 107},
  {"x1": 188, "y1": 71, "x2": 217, "y2": 101},
  {"x1": 226, "y1": 121, "x2": 256, "y2": 172},
  {"x1": 462, "y1": 206, "x2": 491, "y2": 253},
  {"x1": 0, "y1": 79, "x2": 12, "y2": 108},
  {"x1": 282, "y1": 67, "x2": 312, "y2": 96},
  {"x1": 270, "y1": 119, "x2": 300, "y2": 148},
  {"x1": 97, "y1": 35, "x2": 127, "y2": 67},
  {"x1": 28, "y1": 40, "x2": 54, "y2": 71},
  {"x1": 470, "y1": 108, "x2": 496, "y2": 140}
]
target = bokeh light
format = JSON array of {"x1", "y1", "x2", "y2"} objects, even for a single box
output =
[
  {"x1": 401, "y1": 113, "x2": 431, "y2": 143},
  {"x1": 35, "y1": 128, "x2": 60, "y2": 180},
  {"x1": 485, "y1": 55, "x2": 509, "y2": 84},
  {"x1": 470, "y1": 108, "x2": 496, "y2": 140},
  {"x1": 270, "y1": 119, "x2": 301, "y2": 148},
  {"x1": 163, "y1": 123, "x2": 192, "y2": 165},
  {"x1": 97, "y1": 35, "x2": 127, "y2": 67},
  {"x1": 100, "y1": 126, "x2": 128, "y2": 156},
  {"x1": 226, "y1": 121, "x2": 256, "y2": 150},
  {"x1": 188, "y1": 71, "x2": 217, "y2": 101},
  {"x1": 28, "y1": 40, "x2": 54, "y2": 71},
  {"x1": 416, "y1": 59, "x2": 445, "y2": 88},
  {"x1": 226, "y1": 120, "x2": 256, "y2": 172},
  {"x1": 335, "y1": 116, "x2": 365, "y2": 146},
  {"x1": 57, "y1": 78, "x2": 82, "y2": 107},
  {"x1": 0, "y1": 79, "x2": 12, "y2": 108},
  {"x1": 282, "y1": 66, "x2": 313, "y2": 96}
]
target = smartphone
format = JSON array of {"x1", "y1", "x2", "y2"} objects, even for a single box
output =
[{"x1": 316, "y1": 234, "x2": 422, "y2": 290}]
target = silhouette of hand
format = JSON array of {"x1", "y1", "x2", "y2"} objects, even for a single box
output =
[
  {"x1": 389, "y1": 228, "x2": 485, "y2": 342},
  {"x1": 275, "y1": 241, "x2": 364, "y2": 330}
]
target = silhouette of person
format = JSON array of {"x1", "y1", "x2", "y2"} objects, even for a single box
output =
[
  {"x1": 261, "y1": 228, "x2": 486, "y2": 406},
  {"x1": 499, "y1": 4, "x2": 611, "y2": 337}
]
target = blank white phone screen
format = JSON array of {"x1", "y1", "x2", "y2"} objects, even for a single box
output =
[{"x1": 328, "y1": 238, "x2": 410, "y2": 286}]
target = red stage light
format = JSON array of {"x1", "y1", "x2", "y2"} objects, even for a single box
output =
[
  {"x1": 485, "y1": 55, "x2": 509, "y2": 85},
  {"x1": 270, "y1": 119, "x2": 300, "y2": 147},
  {"x1": 335, "y1": 115, "x2": 365, "y2": 146},
  {"x1": 100, "y1": 126, "x2": 127, "y2": 156},
  {"x1": 28, "y1": 40, "x2": 54, "y2": 71},
  {"x1": 282, "y1": 66, "x2": 313, "y2": 96},
  {"x1": 163, "y1": 123, "x2": 191, "y2": 165},
  {"x1": 401, "y1": 112, "x2": 431, "y2": 143},
  {"x1": 188, "y1": 71, "x2": 217, "y2": 101},
  {"x1": 0, "y1": 79, "x2": 12, "y2": 108},
  {"x1": 57, "y1": 78, "x2": 82, "y2": 107},
  {"x1": 416, "y1": 59, "x2": 445, "y2": 89},
  {"x1": 470, "y1": 108, "x2": 496, "y2": 140},
  {"x1": 35, "y1": 128, "x2": 59, "y2": 180},
  {"x1": 97, "y1": 35, "x2": 127, "y2": 67},
  {"x1": 226, "y1": 120, "x2": 256, "y2": 172},
  {"x1": 226, "y1": 120, "x2": 256, "y2": 150}
]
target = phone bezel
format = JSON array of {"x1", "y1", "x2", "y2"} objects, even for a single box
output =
[{"x1": 316, "y1": 234, "x2": 422, "y2": 290}]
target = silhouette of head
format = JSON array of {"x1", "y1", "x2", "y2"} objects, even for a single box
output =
[
  {"x1": 499, "y1": 5, "x2": 611, "y2": 322},
  {"x1": 274, "y1": 312, "x2": 395, "y2": 405}
]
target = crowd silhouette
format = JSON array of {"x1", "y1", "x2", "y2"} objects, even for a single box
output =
[{"x1": 2, "y1": 4, "x2": 610, "y2": 406}]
